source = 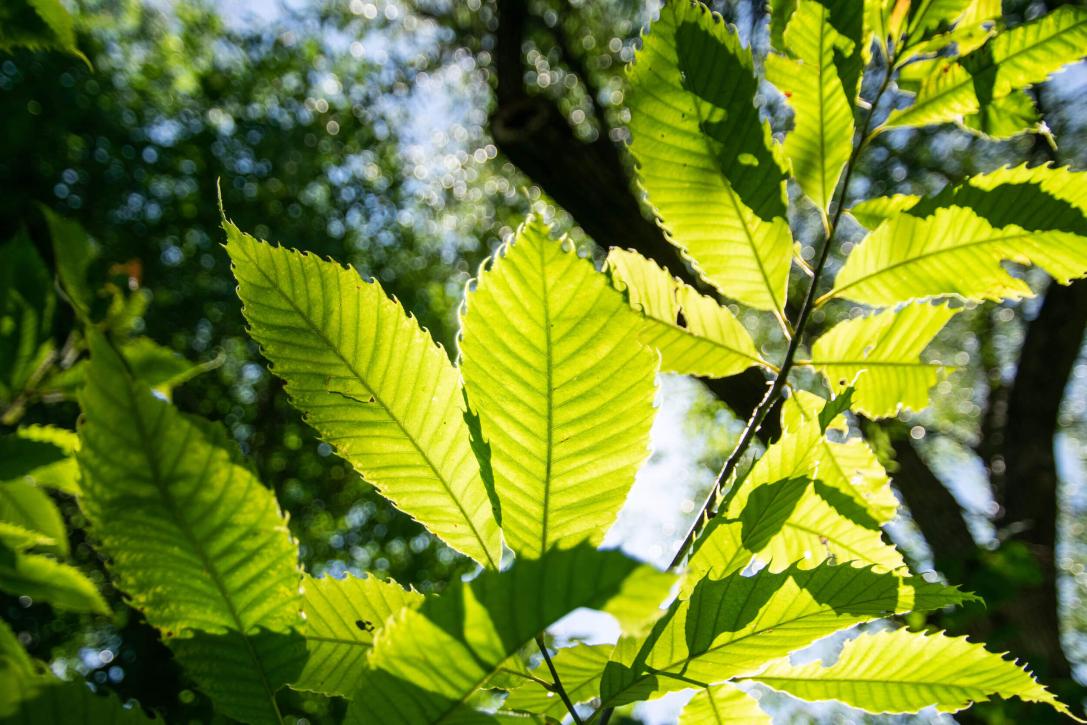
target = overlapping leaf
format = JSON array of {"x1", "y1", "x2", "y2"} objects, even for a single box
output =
[
  {"x1": 822, "y1": 206, "x2": 1087, "y2": 307},
  {"x1": 627, "y1": 0, "x2": 792, "y2": 318},
  {"x1": 0, "y1": 425, "x2": 80, "y2": 496},
  {"x1": 598, "y1": 563, "x2": 974, "y2": 709},
  {"x1": 767, "y1": 0, "x2": 857, "y2": 212},
  {"x1": 225, "y1": 221, "x2": 501, "y2": 569},
  {"x1": 460, "y1": 221, "x2": 657, "y2": 556},
  {"x1": 346, "y1": 545, "x2": 673, "y2": 724},
  {"x1": 606, "y1": 248, "x2": 764, "y2": 379},
  {"x1": 293, "y1": 573, "x2": 422, "y2": 697},
  {"x1": 77, "y1": 334, "x2": 304, "y2": 724},
  {"x1": 679, "y1": 684, "x2": 770, "y2": 724},
  {"x1": 503, "y1": 643, "x2": 613, "y2": 719},
  {"x1": 886, "y1": 5, "x2": 1087, "y2": 130},
  {"x1": 807, "y1": 303, "x2": 958, "y2": 417},
  {"x1": 716, "y1": 419, "x2": 903, "y2": 574},
  {"x1": 748, "y1": 628, "x2": 1080, "y2": 719},
  {"x1": 0, "y1": 233, "x2": 55, "y2": 409},
  {"x1": 782, "y1": 391, "x2": 898, "y2": 524},
  {"x1": 0, "y1": 549, "x2": 107, "y2": 615}
]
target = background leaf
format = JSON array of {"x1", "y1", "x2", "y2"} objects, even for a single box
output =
[{"x1": 77, "y1": 334, "x2": 304, "y2": 724}]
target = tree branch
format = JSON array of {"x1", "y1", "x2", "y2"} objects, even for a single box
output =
[{"x1": 534, "y1": 634, "x2": 584, "y2": 725}]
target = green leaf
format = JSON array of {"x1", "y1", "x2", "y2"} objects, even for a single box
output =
[
  {"x1": 503, "y1": 643, "x2": 613, "y2": 719},
  {"x1": 748, "y1": 628, "x2": 1081, "y2": 720},
  {"x1": 960, "y1": 88, "x2": 1041, "y2": 139},
  {"x1": 606, "y1": 248, "x2": 765, "y2": 379},
  {"x1": 767, "y1": 0, "x2": 856, "y2": 212},
  {"x1": 41, "y1": 207, "x2": 96, "y2": 319},
  {"x1": 0, "y1": 618, "x2": 42, "y2": 718},
  {"x1": 717, "y1": 420, "x2": 904, "y2": 574},
  {"x1": 77, "y1": 334, "x2": 304, "y2": 725},
  {"x1": 678, "y1": 684, "x2": 770, "y2": 724},
  {"x1": 460, "y1": 220, "x2": 657, "y2": 556},
  {"x1": 823, "y1": 204, "x2": 1087, "y2": 307},
  {"x1": 224, "y1": 221, "x2": 501, "y2": 569},
  {"x1": 904, "y1": 0, "x2": 973, "y2": 41},
  {"x1": 848, "y1": 194, "x2": 922, "y2": 228},
  {"x1": 0, "y1": 232, "x2": 55, "y2": 408},
  {"x1": 817, "y1": 387, "x2": 855, "y2": 434},
  {"x1": 807, "y1": 303, "x2": 958, "y2": 418},
  {"x1": 866, "y1": 162, "x2": 1087, "y2": 236},
  {"x1": 0, "y1": 549, "x2": 108, "y2": 615},
  {"x1": 294, "y1": 573, "x2": 423, "y2": 697},
  {"x1": 627, "y1": 0, "x2": 792, "y2": 319},
  {"x1": 886, "y1": 6, "x2": 1087, "y2": 130},
  {"x1": 598, "y1": 563, "x2": 975, "y2": 709},
  {"x1": 0, "y1": 522, "x2": 55, "y2": 551},
  {"x1": 346, "y1": 545, "x2": 673, "y2": 724},
  {"x1": 51, "y1": 338, "x2": 211, "y2": 400},
  {"x1": 0, "y1": 480, "x2": 67, "y2": 555},
  {"x1": 0, "y1": 0, "x2": 89, "y2": 65},
  {"x1": 781, "y1": 389, "x2": 848, "y2": 434},
  {"x1": 0, "y1": 425, "x2": 80, "y2": 497},
  {"x1": 782, "y1": 391, "x2": 899, "y2": 524},
  {"x1": 0, "y1": 679, "x2": 155, "y2": 724}
]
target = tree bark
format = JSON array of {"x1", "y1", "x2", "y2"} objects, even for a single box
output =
[{"x1": 997, "y1": 280, "x2": 1087, "y2": 689}]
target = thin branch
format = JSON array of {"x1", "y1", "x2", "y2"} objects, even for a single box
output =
[
  {"x1": 535, "y1": 634, "x2": 584, "y2": 725},
  {"x1": 668, "y1": 58, "x2": 896, "y2": 571}
]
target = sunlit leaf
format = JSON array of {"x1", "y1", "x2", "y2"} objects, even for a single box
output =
[
  {"x1": 807, "y1": 303, "x2": 958, "y2": 418},
  {"x1": 503, "y1": 643, "x2": 613, "y2": 719},
  {"x1": 748, "y1": 628, "x2": 1081, "y2": 720},
  {"x1": 346, "y1": 545, "x2": 673, "y2": 724},
  {"x1": 293, "y1": 573, "x2": 423, "y2": 698},
  {"x1": 606, "y1": 248, "x2": 765, "y2": 379},
  {"x1": 627, "y1": 0, "x2": 792, "y2": 318},
  {"x1": 460, "y1": 220, "x2": 657, "y2": 556},
  {"x1": 598, "y1": 563, "x2": 975, "y2": 709},
  {"x1": 767, "y1": 0, "x2": 856, "y2": 212},
  {"x1": 886, "y1": 6, "x2": 1087, "y2": 130},
  {"x1": 823, "y1": 205, "x2": 1087, "y2": 306},
  {"x1": 678, "y1": 683, "x2": 770, "y2": 724},
  {"x1": 225, "y1": 221, "x2": 502, "y2": 569}
]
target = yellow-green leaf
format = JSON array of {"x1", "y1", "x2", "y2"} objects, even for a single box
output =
[
  {"x1": 225, "y1": 221, "x2": 501, "y2": 569},
  {"x1": 347, "y1": 545, "x2": 673, "y2": 724},
  {"x1": 627, "y1": 0, "x2": 792, "y2": 318},
  {"x1": 679, "y1": 684, "x2": 770, "y2": 724},
  {"x1": 77, "y1": 334, "x2": 304, "y2": 725},
  {"x1": 748, "y1": 628, "x2": 1082, "y2": 720},
  {"x1": 807, "y1": 303, "x2": 958, "y2": 418},
  {"x1": 460, "y1": 220, "x2": 657, "y2": 557},
  {"x1": 293, "y1": 573, "x2": 423, "y2": 698},
  {"x1": 598, "y1": 563, "x2": 975, "y2": 709},
  {"x1": 823, "y1": 206, "x2": 1087, "y2": 306},
  {"x1": 606, "y1": 248, "x2": 765, "y2": 379},
  {"x1": 767, "y1": 0, "x2": 856, "y2": 212},
  {"x1": 886, "y1": 6, "x2": 1087, "y2": 130}
]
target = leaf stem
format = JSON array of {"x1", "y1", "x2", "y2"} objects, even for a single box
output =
[
  {"x1": 535, "y1": 634, "x2": 584, "y2": 725},
  {"x1": 667, "y1": 57, "x2": 896, "y2": 572}
]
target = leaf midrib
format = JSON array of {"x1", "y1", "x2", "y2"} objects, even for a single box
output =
[
  {"x1": 239, "y1": 241, "x2": 497, "y2": 569},
  {"x1": 670, "y1": 3, "x2": 784, "y2": 315},
  {"x1": 538, "y1": 239, "x2": 555, "y2": 557},
  {"x1": 826, "y1": 227, "x2": 1035, "y2": 302},
  {"x1": 123, "y1": 376, "x2": 282, "y2": 723}
]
